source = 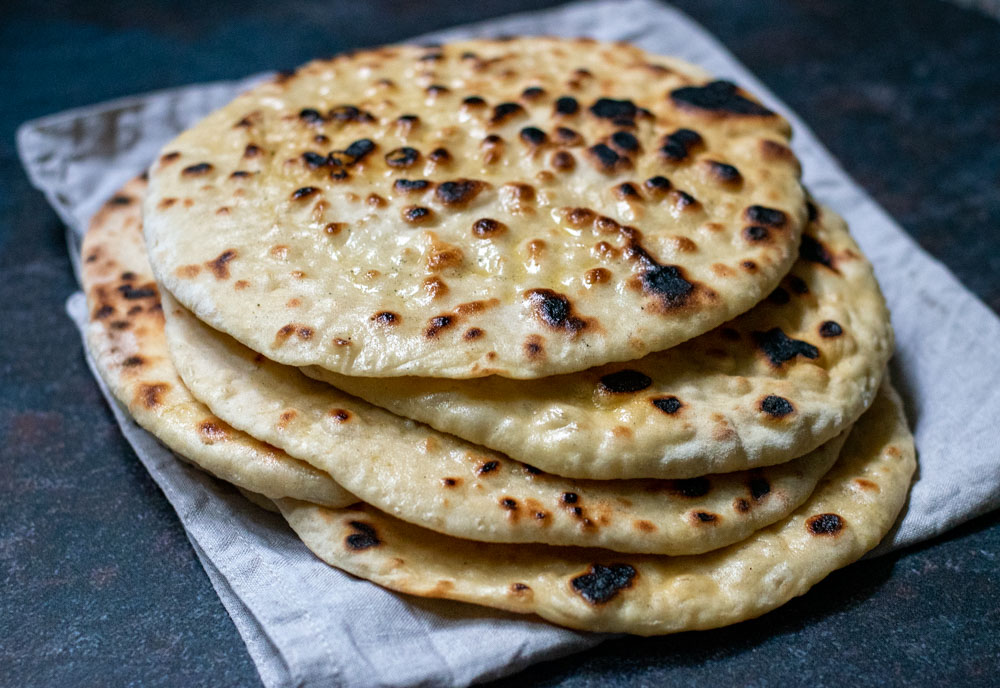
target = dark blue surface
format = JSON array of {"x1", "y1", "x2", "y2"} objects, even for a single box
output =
[{"x1": 2, "y1": 1, "x2": 999, "y2": 686}]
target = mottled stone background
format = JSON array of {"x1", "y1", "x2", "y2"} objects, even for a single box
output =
[{"x1": 1, "y1": 1, "x2": 998, "y2": 686}]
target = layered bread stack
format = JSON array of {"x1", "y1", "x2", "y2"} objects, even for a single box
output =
[{"x1": 81, "y1": 38, "x2": 915, "y2": 634}]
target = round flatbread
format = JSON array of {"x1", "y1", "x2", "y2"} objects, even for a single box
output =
[
  {"x1": 278, "y1": 382, "x2": 914, "y2": 635},
  {"x1": 81, "y1": 178, "x2": 354, "y2": 507},
  {"x1": 145, "y1": 37, "x2": 806, "y2": 379},
  {"x1": 163, "y1": 292, "x2": 842, "y2": 556},
  {"x1": 309, "y1": 203, "x2": 891, "y2": 479}
]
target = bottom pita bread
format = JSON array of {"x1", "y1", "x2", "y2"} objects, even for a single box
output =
[{"x1": 278, "y1": 382, "x2": 913, "y2": 635}]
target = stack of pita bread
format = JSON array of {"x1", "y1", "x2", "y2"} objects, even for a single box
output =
[{"x1": 81, "y1": 38, "x2": 914, "y2": 634}]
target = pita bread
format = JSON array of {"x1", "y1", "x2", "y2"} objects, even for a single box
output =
[
  {"x1": 278, "y1": 382, "x2": 914, "y2": 634},
  {"x1": 163, "y1": 292, "x2": 843, "y2": 555},
  {"x1": 80, "y1": 178, "x2": 354, "y2": 508},
  {"x1": 309, "y1": 204, "x2": 891, "y2": 479},
  {"x1": 145, "y1": 37, "x2": 806, "y2": 379}
]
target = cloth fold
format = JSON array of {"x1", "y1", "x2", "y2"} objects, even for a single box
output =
[{"x1": 19, "y1": 1, "x2": 1000, "y2": 686}]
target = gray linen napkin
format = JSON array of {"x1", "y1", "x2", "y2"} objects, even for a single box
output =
[{"x1": 18, "y1": 1, "x2": 1000, "y2": 685}]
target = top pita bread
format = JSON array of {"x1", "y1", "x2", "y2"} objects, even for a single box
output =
[{"x1": 145, "y1": 37, "x2": 806, "y2": 379}]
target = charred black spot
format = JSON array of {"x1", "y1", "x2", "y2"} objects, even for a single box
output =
[
  {"x1": 670, "y1": 80, "x2": 775, "y2": 116},
  {"x1": 519, "y1": 127, "x2": 548, "y2": 146},
  {"x1": 652, "y1": 396, "x2": 683, "y2": 415},
  {"x1": 490, "y1": 102, "x2": 525, "y2": 125},
  {"x1": 614, "y1": 183, "x2": 640, "y2": 199},
  {"x1": 672, "y1": 477, "x2": 710, "y2": 497},
  {"x1": 523, "y1": 464, "x2": 542, "y2": 475},
  {"x1": 424, "y1": 314, "x2": 453, "y2": 337},
  {"x1": 659, "y1": 128, "x2": 703, "y2": 162},
  {"x1": 673, "y1": 190, "x2": 698, "y2": 209},
  {"x1": 754, "y1": 328, "x2": 819, "y2": 366},
  {"x1": 599, "y1": 370, "x2": 652, "y2": 394},
  {"x1": 385, "y1": 147, "x2": 420, "y2": 168},
  {"x1": 230, "y1": 170, "x2": 251, "y2": 179},
  {"x1": 561, "y1": 492, "x2": 579, "y2": 504},
  {"x1": 706, "y1": 160, "x2": 742, "y2": 184},
  {"x1": 807, "y1": 201, "x2": 819, "y2": 222},
  {"x1": 344, "y1": 138, "x2": 376, "y2": 162},
  {"x1": 748, "y1": 475, "x2": 771, "y2": 501},
  {"x1": 799, "y1": 235, "x2": 835, "y2": 268},
  {"x1": 478, "y1": 461, "x2": 499, "y2": 475},
  {"x1": 694, "y1": 511, "x2": 718, "y2": 523},
  {"x1": 428, "y1": 147, "x2": 451, "y2": 163},
  {"x1": 589, "y1": 98, "x2": 638, "y2": 121},
  {"x1": 442, "y1": 478, "x2": 458, "y2": 487},
  {"x1": 345, "y1": 521, "x2": 380, "y2": 550},
  {"x1": 435, "y1": 179, "x2": 484, "y2": 206},
  {"x1": 122, "y1": 356, "x2": 144, "y2": 367},
  {"x1": 94, "y1": 304, "x2": 115, "y2": 319},
  {"x1": 117, "y1": 284, "x2": 157, "y2": 300},
  {"x1": 291, "y1": 186, "x2": 319, "y2": 200},
  {"x1": 472, "y1": 218, "x2": 506, "y2": 238},
  {"x1": 328, "y1": 105, "x2": 374, "y2": 123},
  {"x1": 419, "y1": 51, "x2": 443, "y2": 61},
  {"x1": 500, "y1": 497, "x2": 518, "y2": 510},
  {"x1": 820, "y1": 320, "x2": 843, "y2": 338},
  {"x1": 181, "y1": 162, "x2": 213, "y2": 176},
  {"x1": 426, "y1": 84, "x2": 449, "y2": 95},
  {"x1": 109, "y1": 195, "x2": 132, "y2": 206},
  {"x1": 571, "y1": 564, "x2": 636, "y2": 604},
  {"x1": 243, "y1": 144, "x2": 263, "y2": 158},
  {"x1": 403, "y1": 206, "x2": 432, "y2": 224},
  {"x1": 521, "y1": 86, "x2": 546, "y2": 100},
  {"x1": 330, "y1": 409, "x2": 351, "y2": 422},
  {"x1": 610, "y1": 131, "x2": 640, "y2": 153},
  {"x1": 761, "y1": 395, "x2": 794, "y2": 417},
  {"x1": 554, "y1": 96, "x2": 579, "y2": 115},
  {"x1": 393, "y1": 179, "x2": 431, "y2": 193},
  {"x1": 745, "y1": 205, "x2": 787, "y2": 227},
  {"x1": 807, "y1": 513, "x2": 844, "y2": 535},
  {"x1": 525, "y1": 289, "x2": 587, "y2": 334},
  {"x1": 587, "y1": 144, "x2": 623, "y2": 172},
  {"x1": 643, "y1": 176, "x2": 672, "y2": 193},
  {"x1": 554, "y1": 127, "x2": 581, "y2": 145},
  {"x1": 396, "y1": 114, "x2": 420, "y2": 129},
  {"x1": 207, "y1": 249, "x2": 237, "y2": 279},
  {"x1": 372, "y1": 311, "x2": 398, "y2": 325},
  {"x1": 299, "y1": 108, "x2": 325, "y2": 124},
  {"x1": 462, "y1": 95, "x2": 487, "y2": 107},
  {"x1": 302, "y1": 151, "x2": 329, "y2": 168},
  {"x1": 641, "y1": 265, "x2": 694, "y2": 307},
  {"x1": 743, "y1": 225, "x2": 769, "y2": 242}
]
